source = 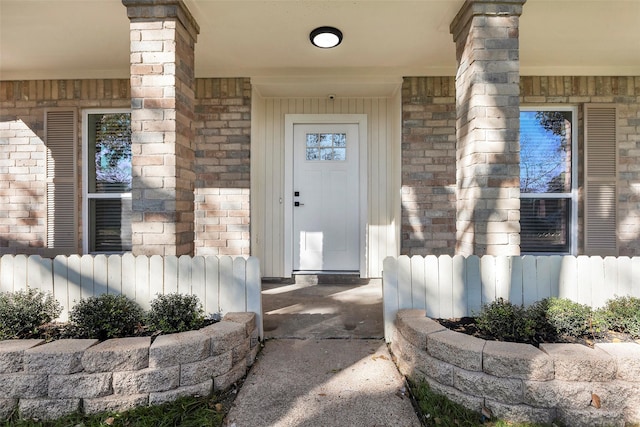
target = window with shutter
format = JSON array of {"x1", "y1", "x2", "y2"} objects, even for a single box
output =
[
  {"x1": 584, "y1": 104, "x2": 617, "y2": 256},
  {"x1": 45, "y1": 109, "x2": 77, "y2": 252},
  {"x1": 519, "y1": 107, "x2": 578, "y2": 254},
  {"x1": 83, "y1": 110, "x2": 132, "y2": 253}
]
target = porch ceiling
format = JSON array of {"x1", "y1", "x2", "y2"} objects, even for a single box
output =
[{"x1": 1, "y1": 0, "x2": 639, "y2": 91}]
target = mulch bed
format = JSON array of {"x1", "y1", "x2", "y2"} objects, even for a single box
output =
[{"x1": 435, "y1": 317, "x2": 638, "y2": 348}]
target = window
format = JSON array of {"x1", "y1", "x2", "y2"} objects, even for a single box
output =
[
  {"x1": 83, "y1": 110, "x2": 132, "y2": 253},
  {"x1": 305, "y1": 133, "x2": 347, "y2": 161},
  {"x1": 520, "y1": 107, "x2": 577, "y2": 254}
]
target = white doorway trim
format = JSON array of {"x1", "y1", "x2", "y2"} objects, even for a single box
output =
[{"x1": 284, "y1": 114, "x2": 368, "y2": 277}]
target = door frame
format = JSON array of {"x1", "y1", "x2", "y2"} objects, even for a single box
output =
[{"x1": 284, "y1": 114, "x2": 368, "y2": 277}]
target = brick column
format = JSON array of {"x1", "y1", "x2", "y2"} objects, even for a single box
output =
[
  {"x1": 123, "y1": 0, "x2": 199, "y2": 256},
  {"x1": 450, "y1": 0, "x2": 525, "y2": 256}
]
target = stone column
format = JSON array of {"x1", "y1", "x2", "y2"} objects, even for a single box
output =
[
  {"x1": 450, "y1": 0, "x2": 525, "y2": 256},
  {"x1": 122, "y1": 0, "x2": 199, "y2": 256}
]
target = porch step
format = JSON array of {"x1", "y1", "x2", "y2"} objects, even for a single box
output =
[{"x1": 262, "y1": 274, "x2": 379, "y2": 286}]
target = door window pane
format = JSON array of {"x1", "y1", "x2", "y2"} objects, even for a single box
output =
[{"x1": 305, "y1": 133, "x2": 347, "y2": 161}]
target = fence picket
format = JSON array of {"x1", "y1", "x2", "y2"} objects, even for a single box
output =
[
  {"x1": 94, "y1": 255, "x2": 108, "y2": 297},
  {"x1": 509, "y1": 256, "x2": 523, "y2": 306},
  {"x1": 67, "y1": 255, "x2": 82, "y2": 310},
  {"x1": 135, "y1": 255, "x2": 150, "y2": 310},
  {"x1": 246, "y1": 257, "x2": 262, "y2": 338},
  {"x1": 164, "y1": 256, "x2": 179, "y2": 295},
  {"x1": 547, "y1": 256, "x2": 562, "y2": 300},
  {"x1": 522, "y1": 256, "x2": 537, "y2": 305},
  {"x1": 535, "y1": 257, "x2": 552, "y2": 301},
  {"x1": 80, "y1": 255, "x2": 95, "y2": 299},
  {"x1": 494, "y1": 256, "x2": 511, "y2": 301},
  {"x1": 452, "y1": 255, "x2": 466, "y2": 318},
  {"x1": 232, "y1": 258, "x2": 248, "y2": 312},
  {"x1": 0, "y1": 255, "x2": 13, "y2": 293},
  {"x1": 603, "y1": 256, "x2": 618, "y2": 301},
  {"x1": 559, "y1": 256, "x2": 577, "y2": 300},
  {"x1": 438, "y1": 255, "x2": 453, "y2": 319},
  {"x1": 480, "y1": 256, "x2": 495, "y2": 305},
  {"x1": 466, "y1": 256, "x2": 482, "y2": 315},
  {"x1": 382, "y1": 256, "x2": 399, "y2": 341},
  {"x1": 149, "y1": 255, "x2": 164, "y2": 300},
  {"x1": 617, "y1": 257, "x2": 632, "y2": 296},
  {"x1": 14, "y1": 255, "x2": 27, "y2": 291},
  {"x1": 397, "y1": 255, "x2": 412, "y2": 310},
  {"x1": 192, "y1": 256, "x2": 206, "y2": 311},
  {"x1": 205, "y1": 256, "x2": 220, "y2": 315},
  {"x1": 424, "y1": 255, "x2": 439, "y2": 317},
  {"x1": 218, "y1": 256, "x2": 234, "y2": 314},
  {"x1": 632, "y1": 257, "x2": 640, "y2": 298},
  {"x1": 178, "y1": 255, "x2": 192, "y2": 295},
  {"x1": 121, "y1": 253, "x2": 136, "y2": 301},
  {"x1": 53, "y1": 256, "x2": 70, "y2": 321},
  {"x1": 107, "y1": 255, "x2": 123, "y2": 295},
  {"x1": 410, "y1": 256, "x2": 426, "y2": 311}
]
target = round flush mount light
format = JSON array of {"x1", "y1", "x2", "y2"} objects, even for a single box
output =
[{"x1": 310, "y1": 26, "x2": 343, "y2": 48}]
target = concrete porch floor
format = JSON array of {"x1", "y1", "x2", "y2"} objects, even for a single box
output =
[{"x1": 261, "y1": 275, "x2": 384, "y2": 339}]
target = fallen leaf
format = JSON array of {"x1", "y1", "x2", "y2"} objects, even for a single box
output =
[
  {"x1": 318, "y1": 393, "x2": 327, "y2": 396},
  {"x1": 104, "y1": 417, "x2": 115, "y2": 425},
  {"x1": 372, "y1": 354, "x2": 389, "y2": 361},
  {"x1": 591, "y1": 393, "x2": 601, "y2": 409},
  {"x1": 481, "y1": 405, "x2": 493, "y2": 419},
  {"x1": 215, "y1": 403, "x2": 224, "y2": 412}
]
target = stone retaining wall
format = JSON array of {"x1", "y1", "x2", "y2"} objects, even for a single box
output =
[
  {"x1": 0, "y1": 312, "x2": 259, "y2": 421},
  {"x1": 390, "y1": 309, "x2": 640, "y2": 427}
]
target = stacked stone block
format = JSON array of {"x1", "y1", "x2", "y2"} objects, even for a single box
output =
[
  {"x1": 450, "y1": 0, "x2": 525, "y2": 256},
  {"x1": 0, "y1": 313, "x2": 259, "y2": 421},
  {"x1": 391, "y1": 309, "x2": 640, "y2": 426},
  {"x1": 194, "y1": 78, "x2": 251, "y2": 256}
]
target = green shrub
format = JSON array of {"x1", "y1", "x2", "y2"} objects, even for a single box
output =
[
  {"x1": 68, "y1": 293, "x2": 144, "y2": 340},
  {"x1": 475, "y1": 298, "x2": 537, "y2": 342},
  {"x1": 545, "y1": 298, "x2": 598, "y2": 338},
  {"x1": 0, "y1": 288, "x2": 62, "y2": 340},
  {"x1": 599, "y1": 296, "x2": 640, "y2": 338},
  {"x1": 146, "y1": 293, "x2": 205, "y2": 334}
]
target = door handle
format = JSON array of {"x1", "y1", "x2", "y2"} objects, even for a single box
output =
[{"x1": 294, "y1": 201, "x2": 305, "y2": 207}]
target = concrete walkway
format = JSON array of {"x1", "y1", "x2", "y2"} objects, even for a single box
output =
[
  {"x1": 224, "y1": 277, "x2": 422, "y2": 426},
  {"x1": 224, "y1": 339, "x2": 421, "y2": 427}
]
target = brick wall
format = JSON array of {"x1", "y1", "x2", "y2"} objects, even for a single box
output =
[
  {"x1": 401, "y1": 75, "x2": 640, "y2": 257},
  {"x1": 0, "y1": 80, "x2": 130, "y2": 255},
  {"x1": 521, "y1": 76, "x2": 640, "y2": 256},
  {"x1": 193, "y1": 78, "x2": 251, "y2": 256},
  {"x1": 401, "y1": 77, "x2": 457, "y2": 256}
]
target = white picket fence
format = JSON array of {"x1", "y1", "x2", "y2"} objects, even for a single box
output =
[
  {"x1": 0, "y1": 254, "x2": 263, "y2": 338},
  {"x1": 382, "y1": 255, "x2": 640, "y2": 340}
]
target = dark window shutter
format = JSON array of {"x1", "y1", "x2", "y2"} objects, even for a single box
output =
[
  {"x1": 584, "y1": 104, "x2": 617, "y2": 255},
  {"x1": 45, "y1": 110, "x2": 77, "y2": 252}
]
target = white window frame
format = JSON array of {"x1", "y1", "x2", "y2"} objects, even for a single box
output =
[
  {"x1": 82, "y1": 108, "x2": 132, "y2": 254},
  {"x1": 520, "y1": 105, "x2": 578, "y2": 255}
]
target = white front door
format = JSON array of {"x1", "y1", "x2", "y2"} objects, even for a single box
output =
[{"x1": 293, "y1": 123, "x2": 360, "y2": 271}]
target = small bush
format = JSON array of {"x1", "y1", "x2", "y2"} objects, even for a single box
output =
[
  {"x1": 0, "y1": 288, "x2": 62, "y2": 340},
  {"x1": 545, "y1": 298, "x2": 598, "y2": 338},
  {"x1": 146, "y1": 293, "x2": 205, "y2": 334},
  {"x1": 68, "y1": 294, "x2": 144, "y2": 340},
  {"x1": 599, "y1": 296, "x2": 640, "y2": 338},
  {"x1": 475, "y1": 298, "x2": 537, "y2": 342}
]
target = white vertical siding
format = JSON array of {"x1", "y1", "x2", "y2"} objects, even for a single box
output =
[{"x1": 251, "y1": 94, "x2": 401, "y2": 278}]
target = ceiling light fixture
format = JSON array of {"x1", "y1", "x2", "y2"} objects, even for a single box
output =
[{"x1": 310, "y1": 26, "x2": 343, "y2": 49}]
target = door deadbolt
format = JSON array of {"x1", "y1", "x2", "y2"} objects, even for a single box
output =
[{"x1": 294, "y1": 201, "x2": 304, "y2": 207}]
